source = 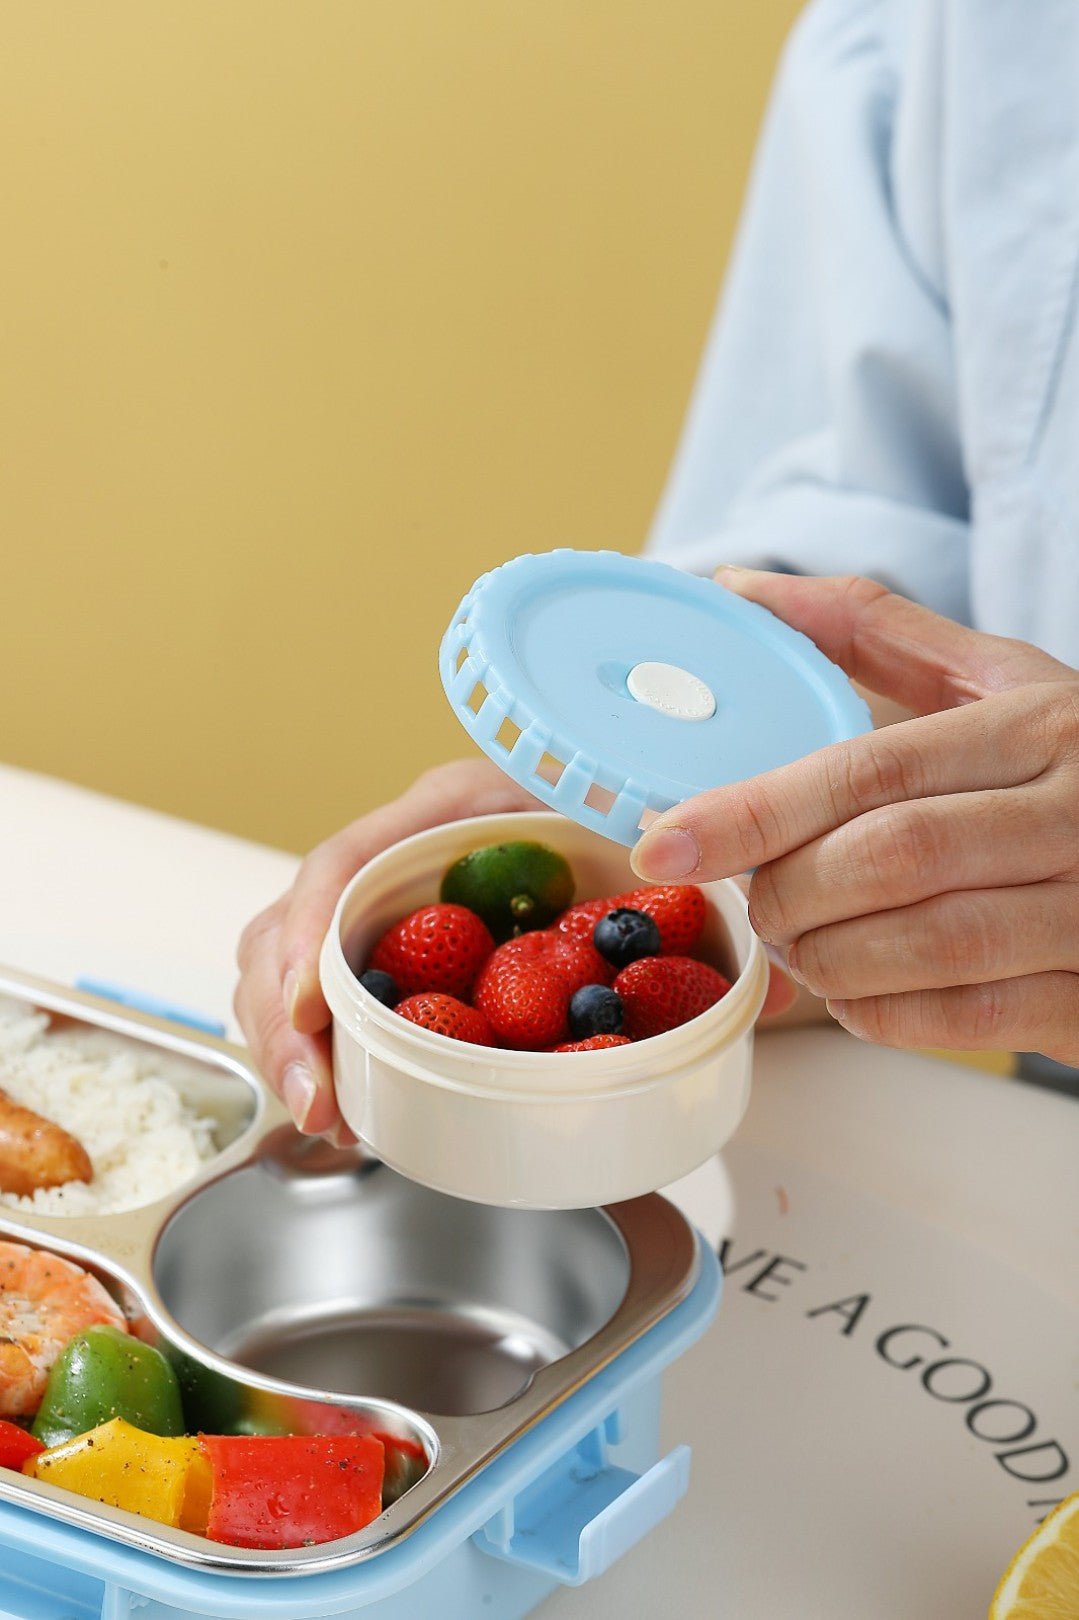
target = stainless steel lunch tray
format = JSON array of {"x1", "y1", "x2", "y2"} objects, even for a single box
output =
[{"x1": 0, "y1": 965, "x2": 708, "y2": 1581}]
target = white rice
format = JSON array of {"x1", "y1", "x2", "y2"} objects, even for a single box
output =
[{"x1": 0, "y1": 995, "x2": 218, "y2": 1216}]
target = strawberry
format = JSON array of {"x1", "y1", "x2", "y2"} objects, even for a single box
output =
[
  {"x1": 368, "y1": 903, "x2": 493, "y2": 999},
  {"x1": 553, "y1": 897, "x2": 611, "y2": 946},
  {"x1": 474, "y1": 964, "x2": 569, "y2": 1050},
  {"x1": 614, "y1": 886, "x2": 707, "y2": 955},
  {"x1": 477, "y1": 930, "x2": 614, "y2": 993},
  {"x1": 394, "y1": 992, "x2": 497, "y2": 1047},
  {"x1": 614, "y1": 955, "x2": 731, "y2": 1040},
  {"x1": 553, "y1": 1034, "x2": 632, "y2": 1053},
  {"x1": 473, "y1": 929, "x2": 610, "y2": 1048}
]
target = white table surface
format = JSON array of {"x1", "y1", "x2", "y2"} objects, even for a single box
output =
[{"x1": 0, "y1": 763, "x2": 1075, "y2": 1619}]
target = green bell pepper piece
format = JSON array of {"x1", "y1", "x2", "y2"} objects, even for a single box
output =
[{"x1": 31, "y1": 1324, "x2": 184, "y2": 1449}]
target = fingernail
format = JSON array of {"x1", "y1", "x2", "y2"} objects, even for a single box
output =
[
  {"x1": 826, "y1": 999, "x2": 848, "y2": 1025},
  {"x1": 283, "y1": 969, "x2": 300, "y2": 1025},
  {"x1": 747, "y1": 901, "x2": 772, "y2": 945},
  {"x1": 713, "y1": 564, "x2": 767, "y2": 594},
  {"x1": 282, "y1": 1062, "x2": 317, "y2": 1130},
  {"x1": 782, "y1": 943, "x2": 806, "y2": 986},
  {"x1": 763, "y1": 940, "x2": 795, "y2": 980},
  {"x1": 631, "y1": 825, "x2": 700, "y2": 881}
]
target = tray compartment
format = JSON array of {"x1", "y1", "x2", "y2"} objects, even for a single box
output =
[
  {"x1": 153, "y1": 1127, "x2": 630, "y2": 1415},
  {"x1": 0, "y1": 969, "x2": 262, "y2": 1220}
]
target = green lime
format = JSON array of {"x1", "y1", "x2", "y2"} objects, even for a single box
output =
[{"x1": 440, "y1": 840, "x2": 575, "y2": 941}]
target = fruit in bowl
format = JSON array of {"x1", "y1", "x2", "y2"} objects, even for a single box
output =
[{"x1": 355, "y1": 840, "x2": 732, "y2": 1054}]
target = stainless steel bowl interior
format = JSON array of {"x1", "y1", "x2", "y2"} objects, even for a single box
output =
[{"x1": 153, "y1": 1128, "x2": 631, "y2": 1416}]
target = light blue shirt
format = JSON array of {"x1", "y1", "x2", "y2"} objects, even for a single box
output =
[{"x1": 646, "y1": 0, "x2": 1079, "y2": 667}]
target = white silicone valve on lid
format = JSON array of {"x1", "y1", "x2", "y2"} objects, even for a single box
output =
[{"x1": 625, "y1": 661, "x2": 717, "y2": 722}]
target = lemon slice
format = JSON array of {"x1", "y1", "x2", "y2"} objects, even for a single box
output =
[{"x1": 990, "y1": 1494, "x2": 1079, "y2": 1618}]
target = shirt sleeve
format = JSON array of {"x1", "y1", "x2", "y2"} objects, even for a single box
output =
[
  {"x1": 646, "y1": 0, "x2": 1079, "y2": 667},
  {"x1": 645, "y1": 0, "x2": 974, "y2": 622}
]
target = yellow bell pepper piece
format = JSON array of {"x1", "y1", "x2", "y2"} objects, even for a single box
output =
[
  {"x1": 179, "y1": 1445, "x2": 214, "y2": 1534},
  {"x1": 24, "y1": 1416, "x2": 206, "y2": 1530}
]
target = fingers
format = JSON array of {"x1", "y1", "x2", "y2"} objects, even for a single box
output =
[
  {"x1": 783, "y1": 881, "x2": 1079, "y2": 1001},
  {"x1": 233, "y1": 899, "x2": 346, "y2": 1140},
  {"x1": 748, "y1": 780, "x2": 1077, "y2": 946},
  {"x1": 273, "y1": 827, "x2": 387, "y2": 1038},
  {"x1": 713, "y1": 569, "x2": 1068, "y2": 710},
  {"x1": 632, "y1": 686, "x2": 1057, "y2": 886},
  {"x1": 828, "y1": 972, "x2": 1079, "y2": 1069}
]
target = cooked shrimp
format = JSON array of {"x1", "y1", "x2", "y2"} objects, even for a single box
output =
[
  {"x1": 0, "y1": 1087, "x2": 93, "y2": 1197},
  {"x1": 0, "y1": 1239, "x2": 127, "y2": 1418}
]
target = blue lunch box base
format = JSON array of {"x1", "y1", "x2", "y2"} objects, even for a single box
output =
[{"x1": 0, "y1": 1238, "x2": 720, "y2": 1620}]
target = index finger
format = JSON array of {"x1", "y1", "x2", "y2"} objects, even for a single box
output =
[{"x1": 630, "y1": 687, "x2": 1049, "y2": 885}]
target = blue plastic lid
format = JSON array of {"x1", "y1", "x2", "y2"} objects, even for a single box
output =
[{"x1": 439, "y1": 549, "x2": 872, "y2": 846}]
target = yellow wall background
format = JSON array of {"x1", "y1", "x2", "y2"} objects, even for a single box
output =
[{"x1": 0, "y1": 2, "x2": 802, "y2": 855}]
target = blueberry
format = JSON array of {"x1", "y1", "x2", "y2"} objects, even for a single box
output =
[
  {"x1": 593, "y1": 907, "x2": 661, "y2": 969},
  {"x1": 568, "y1": 983, "x2": 624, "y2": 1039},
  {"x1": 359, "y1": 968, "x2": 400, "y2": 1007}
]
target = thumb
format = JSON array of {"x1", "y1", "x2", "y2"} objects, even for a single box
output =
[{"x1": 713, "y1": 568, "x2": 1066, "y2": 713}]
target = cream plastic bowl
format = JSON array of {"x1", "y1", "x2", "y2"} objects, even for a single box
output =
[{"x1": 320, "y1": 812, "x2": 767, "y2": 1209}]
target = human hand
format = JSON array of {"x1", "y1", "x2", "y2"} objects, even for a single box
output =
[
  {"x1": 233, "y1": 759, "x2": 543, "y2": 1139},
  {"x1": 234, "y1": 743, "x2": 798, "y2": 1138},
  {"x1": 631, "y1": 571, "x2": 1079, "y2": 1065}
]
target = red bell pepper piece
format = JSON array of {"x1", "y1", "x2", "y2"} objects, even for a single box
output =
[
  {"x1": 250, "y1": 1396, "x2": 429, "y2": 1506},
  {"x1": 0, "y1": 1419, "x2": 44, "y2": 1471},
  {"x1": 0, "y1": 1425, "x2": 44, "y2": 1477},
  {"x1": 198, "y1": 1433, "x2": 385, "y2": 1549}
]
